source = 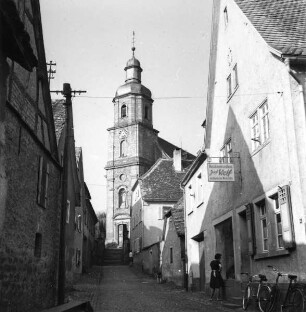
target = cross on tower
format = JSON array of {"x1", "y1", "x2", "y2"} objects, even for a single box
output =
[{"x1": 132, "y1": 31, "x2": 136, "y2": 56}]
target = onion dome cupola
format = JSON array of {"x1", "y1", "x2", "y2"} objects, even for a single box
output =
[
  {"x1": 125, "y1": 47, "x2": 142, "y2": 83},
  {"x1": 114, "y1": 46, "x2": 152, "y2": 100}
]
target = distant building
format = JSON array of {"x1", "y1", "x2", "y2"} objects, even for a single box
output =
[
  {"x1": 0, "y1": 0, "x2": 61, "y2": 310},
  {"x1": 52, "y1": 100, "x2": 83, "y2": 285},
  {"x1": 105, "y1": 47, "x2": 194, "y2": 247},
  {"x1": 182, "y1": 0, "x2": 306, "y2": 299},
  {"x1": 130, "y1": 150, "x2": 192, "y2": 275},
  {"x1": 161, "y1": 197, "x2": 186, "y2": 287},
  {"x1": 82, "y1": 183, "x2": 98, "y2": 272}
]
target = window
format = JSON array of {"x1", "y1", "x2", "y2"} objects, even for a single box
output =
[
  {"x1": 77, "y1": 214, "x2": 82, "y2": 233},
  {"x1": 233, "y1": 64, "x2": 238, "y2": 89},
  {"x1": 66, "y1": 200, "x2": 70, "y2": 223},
  {"x1": 250, "y1": 112, "x2": 260, "y2": 150},
  {"x1": 144, "y1": 106, "x2": 149, "y2": 119},
  {"x1": 121, "y1": 104, "x2": 127, "y2": 118},
  {"x1": 170, "y1": 247, "x2": 173, "y2": 264},
  {"x1": 135, "y1": 237, "x2": 140, "y2": 253},
  {"x1": 224, "y1": 7, "x2": 228, "y2": 26},
  {"x1": 253, "y1": 186, "x2": 294, "y2": 258},
  {"x1": 258, "y1": 200, "x2": 268, "y2": 252},
  {"x1": 37, "y1": 156, "x2": 50, "y2": 208},
  {"x1": 187, "y1": 184, "x2": 195, "y2": 214},
  {"x1": 227, "y1": 64, "x2": 239, "y2": 101},
  {"x1": 76, "y1": 249, "x2": 81, "y2": 267},
  {"x1": 196, "y1": 173, "x2": 203, "y2": 205},
  {"x1": 120, "y1": 140, "x2": 127, "y2": 157},
  {"x1": 34, "y1": 233, "x2": 42, "y2": 258},
  {"x1": 250, "y1": 100, "x2": 270, "y2": 151},
  {"x1": 118, "y1": 188, "x2": 126, "y2": 208},
  {"x1": 227, "y1": 74, "x2": 232, "y2": 98},
  {"x1": 272, "y1": 194, "x2": 284, "y2": 249},
  {"x1": 220, "y1": 139, "x2": 232, "y2": 163},
  {"x1": 260, "y1": 101, "x2": 269, "y2": 142}
]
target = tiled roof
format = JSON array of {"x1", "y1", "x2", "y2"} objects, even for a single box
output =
[
  {"x1": 171, "y1": 197, "x2": 185, "y2": 237},
  {"x1": 234, "y1": 0, "x2": 306, "y2": 56},
  {"x1": 157, "y1": 137, "x2": 195, "y2": 169},
  {"x1": 52, "y1": 99, "x2": 66, "y2": 143},
  {"x1": 140, "y1": 158, "x2": 185, "y2": 202}
]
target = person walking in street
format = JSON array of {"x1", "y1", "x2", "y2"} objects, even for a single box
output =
[
  {"x1": 129, "y1": 251, "x2": 133, "y2": 266},
  {"x1": 209, "y1": 253, "x2": 224, "y2": 300}
]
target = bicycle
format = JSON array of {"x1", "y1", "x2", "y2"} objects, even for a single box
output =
[
  {"x1": 242, "y1": 272, "x2": 272, "y2": 311},
  {"x1": 267, "y1": 265, "x2": 305, "y2": 312}
]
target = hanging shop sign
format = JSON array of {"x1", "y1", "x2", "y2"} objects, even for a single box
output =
[{"x1": 207, "y1": 163, "x2": 235, "y2": 182}]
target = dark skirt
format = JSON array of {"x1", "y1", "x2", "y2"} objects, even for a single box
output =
[{"x1": 210, "y1": 270, "x2": 224, "y2": 289}]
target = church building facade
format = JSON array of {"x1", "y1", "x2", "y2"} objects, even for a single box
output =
[{"x1": 105, "y1": 47, "x2": 194, "y2": 245}]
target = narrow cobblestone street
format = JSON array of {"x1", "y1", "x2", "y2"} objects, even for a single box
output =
[{"x1": 67, "y1": 265, "x2": 242, "y2": 312}]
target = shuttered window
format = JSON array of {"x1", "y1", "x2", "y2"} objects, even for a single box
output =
[
  {"x1": 253, "y1": 186, "x2": 294, "y2": 257},
  {"x1": 278, "y1": 186, "x2": 294, "y2": 249}
]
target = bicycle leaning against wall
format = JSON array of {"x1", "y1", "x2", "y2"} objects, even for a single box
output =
[
  {"x1": 266, "y1": 265, "x2": 305, "y2": 312},
  {"x1": 241, "y1": 272, "x2": 272, "y2": 311}
]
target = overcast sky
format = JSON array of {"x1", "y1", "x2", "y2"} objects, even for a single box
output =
[{"x1": 40, "y1": 0, "x2": 213, "y2": 213}]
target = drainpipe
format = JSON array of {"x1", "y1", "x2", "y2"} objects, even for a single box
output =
[{"x1": 285, "y1": 58, "x2": 306, "y2": 235}]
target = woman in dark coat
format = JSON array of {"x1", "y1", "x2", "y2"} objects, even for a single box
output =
[{"x1": 210, "y1": 253, "x2": 224, "y2": 300}]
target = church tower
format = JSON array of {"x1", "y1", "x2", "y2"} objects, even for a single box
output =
[{"x1": 105, "y1": 46, "x2": 159, "y2": 245}]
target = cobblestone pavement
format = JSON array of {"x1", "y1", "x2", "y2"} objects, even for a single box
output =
[{"x1": 67, "y1": 265, "x2": 243, "y2": 312}]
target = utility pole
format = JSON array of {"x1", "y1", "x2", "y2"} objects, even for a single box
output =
[
  {"x1": 46, "y1": 61, "x2": 56, "y2": 87},
  {"x1": 51, "y1": 83, "x2": 86, "y2": 304}
]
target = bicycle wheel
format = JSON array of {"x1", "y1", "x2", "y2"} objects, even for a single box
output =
[
  {"x1": 266, "y1": 285, "x2": 280, "y2": 312},
  {"x1": 287, "y1": 288, "x2": 304, "y2": 312},
  {"x1": 242, "y1": 285, "x2": 251, "y2": 310},
  {"x1": 258, "y1": 284, "x2": 273, "y2": 312}
]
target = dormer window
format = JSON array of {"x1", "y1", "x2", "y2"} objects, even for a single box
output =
[
  {"x1": 144, "y1": 106, "x2": 149, "y2": 119},
  {"x1": 121, "y1": 104, "x2": 127, "y2": 118}
]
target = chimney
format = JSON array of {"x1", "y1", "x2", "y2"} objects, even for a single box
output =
[{"x1": 173, "y1": 148, "x2": 182, "y2": 171}]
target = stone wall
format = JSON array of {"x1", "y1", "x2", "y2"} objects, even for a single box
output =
[
  {"x1": 0, "y1": 107, "x2": 61, "y2": 312},
  {"x1": 162, "y1": 217, "x2": 184, "y2": 287}
]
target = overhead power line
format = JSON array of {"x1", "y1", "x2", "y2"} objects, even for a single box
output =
[{"x1": 72, "y1": 91, "x2": 291, "y2": 101}]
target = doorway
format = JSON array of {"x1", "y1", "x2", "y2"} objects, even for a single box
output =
[
  {"x1": 215, "y1": 218, "x2": 235, "y2": 279},
  {"x1": 118, "y1": 224, "x2": 128, "y2": 248},
  {"x1": 199, "y1": 240, "x2": 206, "y2": 290},
  {"x1": 239, "y1": 211, "x2": 250, "y2": 274}
]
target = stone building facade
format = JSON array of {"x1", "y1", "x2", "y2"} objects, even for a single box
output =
[
  {"x1": 0, "y1": 1, "x2": 61, "y2": 310},
  {"x1": 52, "y1": 100, "x2": 83, "y2": 285}
]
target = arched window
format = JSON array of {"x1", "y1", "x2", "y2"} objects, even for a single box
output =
[
  {"x1": 120, "y1": 140, "x2": 127, "y2": 157},
  {"x1": 121, "y1": 104, "x2": 127, "y2": 118},
  {"x1": 144, "y1": 106, "x2": 149, "y2": 119},
  {"x1": 118, "y1": 188, "x2": 126, "y2": 208}
]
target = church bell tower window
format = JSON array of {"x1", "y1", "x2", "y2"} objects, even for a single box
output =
[
  {"x1": 120, "y1": 140, "x2": 127, "y2": 157},
  {"x1": 119, "y1": 188, "x2": 127, "y2": 208},
  {"x1": 121, "y1": 104, "x2": 127, "y2": 118}
]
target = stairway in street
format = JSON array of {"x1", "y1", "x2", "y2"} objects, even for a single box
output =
[{"x1": 102, "y1": 248, "x2": 123, "y2": 266}]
